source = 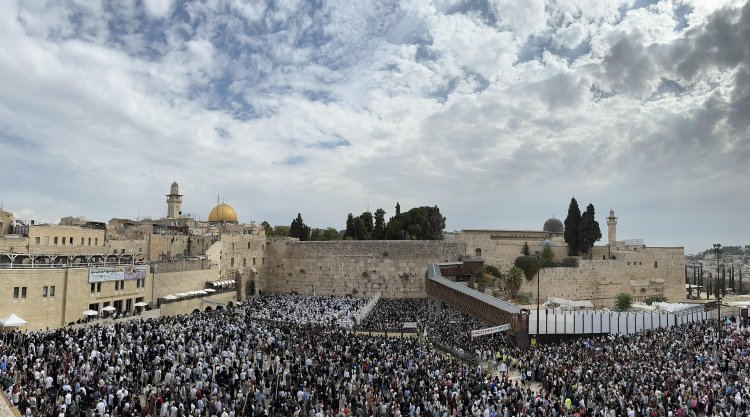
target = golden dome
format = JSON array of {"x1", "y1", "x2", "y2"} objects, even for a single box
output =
[{"x1": 208, "y1": 203, "x2": 238, "y2": 223}]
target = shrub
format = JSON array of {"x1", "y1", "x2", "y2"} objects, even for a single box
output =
[
  {"x1": 467, "y1": 282, "x2": 476, "y2": 290},
  {"x1": 515, "y1": 292, "x2": 532, "y2": 304},
  {"x1": 514, "y1": 256, "x2": 539, "y2": 281},
  {"x1": 644, "y1": 295, "x2": 667, "y2": 305},
  {"x1": 485, "y1": 265, "x2": 502, "y2": 278},
  {"x1": 557, "y1": 257, "x2": 579, "y2": 267},
  {"x1": 614, "y1": 293, "x2": 633, "y2": 311}
]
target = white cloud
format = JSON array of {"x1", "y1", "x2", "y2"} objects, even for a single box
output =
[
  {"x1": 0, "y1": 0, "x2": 747, "y2": 253},
  {"x1": 142, "y1": 0, "x2": 173, "y2": 19}
]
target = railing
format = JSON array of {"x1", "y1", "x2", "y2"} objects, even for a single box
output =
[{"x1": 0, "y1": 260, "x2": 148, "y2": 269}]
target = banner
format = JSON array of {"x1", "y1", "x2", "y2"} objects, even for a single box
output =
[
  {"x1": 89, "y1": 265, "x2": 147, "y2": 283},
  {"x1": 471, "y1": 324, "x2": 510, "y2": 338}
]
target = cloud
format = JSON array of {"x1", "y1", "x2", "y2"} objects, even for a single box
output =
[{"x1": 0, "y1": 0, "x2": 747, "y2": 253}]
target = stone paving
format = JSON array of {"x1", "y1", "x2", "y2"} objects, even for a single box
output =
[{"x1": 0, "y1": 394, "x2": 20, "y2": 417}]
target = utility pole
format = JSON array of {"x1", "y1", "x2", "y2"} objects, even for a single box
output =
[{"x1": 714, "y1": 243, "x2": 722, "y2": 343}]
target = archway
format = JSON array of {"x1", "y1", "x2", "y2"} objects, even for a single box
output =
[
  {"x1": 246, "y1": 280, "x2": 256, "y2": 297},
  {"x1": 216, "y1": 305, "x2": 224, "y2": 311},
  {"x1": 204, "y1": 306, "x2": 212, "y2": 312},
  {"x1": 226, "y1": 302, "x2": 234, "y2": 309},
  {"x1": 191, "y1": 309, "x2": 200, "y2": 314}
]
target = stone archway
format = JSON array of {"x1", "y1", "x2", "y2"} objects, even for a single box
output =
[
  {"x1": 205, "y1": 306, "x2": 212, "y2": 312},
  {"x1": 192, "y1": 309, "x2": 200, "y2": 314},
  {"x1": 216, "y1": 305, "x2": 224, "y2": 311},
  {"x1": 246, "y1": 280, "x2": 256, "y2": 298},
  {"x1": 226, "y1": 302, "x2": 234, "y2": 309}
]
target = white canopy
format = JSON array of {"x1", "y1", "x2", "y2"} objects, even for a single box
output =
[
  {"x1": 175, "y1": 292, "x2": 189, "y2": 297},
  {"x1": 204, "y1": 288, "x2": 216, "y2": 293},
  {"x1": 102, "y1": 306, "x2": 116, "y2": 312},
  {"x1": 163, "y1": 295, "x2": 178, "y2": 300},
  {"x1": 83, "y1": 310, "x2": 98, "y2": 316},
  {"x1": 134, "y1": 302, "x2": 149, "y2": 307},
  {"x1": 0, "y1": 313, "x2": 28, "y2": 327}
]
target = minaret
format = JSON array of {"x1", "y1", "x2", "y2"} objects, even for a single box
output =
[
  {"x1": 166, "y1": 181, "x2": 183, "y2": 218},
  {"x1": 606, "y1": 209, "x2": 617, "y2": 246}
]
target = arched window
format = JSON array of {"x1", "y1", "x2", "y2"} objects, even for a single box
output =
[{"x1": 475, "y1": 248, "x2": 482, "y2": 256}]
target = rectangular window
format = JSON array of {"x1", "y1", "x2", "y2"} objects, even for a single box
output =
[
  {"x1": 654, "y1": 261, "x2": 658, "y2": 268},
  {"x1": 43, "y1": 286, "x2": 48, "y2": 297},
  {"x1": 96, "y1": 283, "x2": 101, "y2": 293},
  {"x1": 231, "y1": 258, "x2": 235, "y2": 267},
  {"x1": 35, "y1": 236, "x2": 40, "y2": 245},
  {"x1": 45, "y1": 236, "x2": 49, "y2": 245},
  {"x1": 21, "y1": 287, "x2": 27, "y2": 299},
  {"x1": 81, "y1": 237, "x2": 84, "y2": 245},
  {"x1": 50, "y1": 286, "x2": 55, "y2": 297},
  {"x1": 54, "y1": 237, "x2": 58, "y2": 245},
  {"x1": 243, "y1": 258, "x2": 247, "y2": 267},
  {"x1": 95, "y1": 238, "x2": 98, "y2": 246},
  {"x1": 61, "y1": 237, "x2": 65, "y2": 246},
  {"x1": 91, "y1": 283, "x2": 95, "y2": 293},
  {"x1": 13, "y1": 287, "x2": 19, "y2": 299},
  {"x1": 253, "y1": 257, "x2": 256, "y2": 266},
  {"x1": 88, "y1": 238, "x2": 92, "y2": 246},
  {"x1": 69, "y1": 237, "x2": 73, "y2": 244}
]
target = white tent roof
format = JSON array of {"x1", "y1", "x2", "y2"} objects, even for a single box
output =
[
  {"x1": 0, "y1": 313, "x2": 27, "y2": 327},
  {"x1": 163, "y1": 295, "x2": 178, "y2": 300}
]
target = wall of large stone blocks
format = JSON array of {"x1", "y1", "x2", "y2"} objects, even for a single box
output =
[
  {"x1": 453, "y1": 232, "x2": 568, "y2": 270},
  {"x1": 263, "y1": 240, "x2": 465, "y2": 297},
  {"x1": 518, "y1": 248, "x2": 685, "y2": 307},
  {"x1": 218, "y1": 233, "x2": 267, "y2": 282},
  {"x1": 107, "y1": 239, "x2": 148, "y2": 257}
]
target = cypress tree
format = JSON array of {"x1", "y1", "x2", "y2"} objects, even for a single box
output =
[
  {"x1": 578, "y1": 203, "x2": 602, "y2": 256},
  {"x1": 564, "y1": 198, "x2": 581, "y2": 255}
]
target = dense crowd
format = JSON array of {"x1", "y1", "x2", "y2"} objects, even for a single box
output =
[
  {"x1": 358, "y1": 299, "x2": 427, "y2": 332},
  {"x1": 0, "y1": 293, "x2": 748, "y2": 417},
  {"x1": 243, "y1": 294, "x2": 366, "y2": 328}
]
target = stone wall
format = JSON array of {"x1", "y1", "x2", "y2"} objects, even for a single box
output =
[
  {"x1": 452, "y1": 231, "x2": 568, "y2": 270},
  {"x1": 518, "y1": 248, "x2": 685, "y2": 307},
  {"x1": 263, "y1": 240, "x2": 465, "y2": 297}
]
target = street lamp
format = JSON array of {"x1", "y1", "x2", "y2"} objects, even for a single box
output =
[
  {"x1": 535, "y1": 251, "x2": 541, "y2": 345},
  {"x1": 714, "y1": 243, "x2": 722, "y2": 343}
]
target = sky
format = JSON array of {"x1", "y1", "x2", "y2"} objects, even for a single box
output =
[{"x1": 0, "y1": 0, "x2": 748, "y2": 255}]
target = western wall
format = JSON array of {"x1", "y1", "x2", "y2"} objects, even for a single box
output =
[{"x1": 262, "y1": 240, "x2": 466, "y2": 297}]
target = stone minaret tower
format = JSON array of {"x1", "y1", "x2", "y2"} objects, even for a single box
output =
[
  {"x1": 606, "y1": 209, "x2": 617, "y2": 246},
  {"x1": 166, "y1": 181, "x2": 183, "y2": 218}
]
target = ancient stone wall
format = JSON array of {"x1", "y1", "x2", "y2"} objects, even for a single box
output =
[
  {"x1": 263, "y1": 240, "x2": 465, "y2": 297},
  {"x1": 518, "y1": 247, "x2": 685, "y2": 307}
]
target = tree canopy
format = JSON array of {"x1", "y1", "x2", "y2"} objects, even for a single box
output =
[
  {"x1": 289, "y1": 213, "x2": 311, "y2": 241},
  {"x1": 385, "y1": 205, "x2": 445, "y2": 240},
  {"x1": 564, "y1": 197, "x2": 581, "y2": 255},
  {"x1": 578, "y1": 203, "x2": 602, "y2": 255}
]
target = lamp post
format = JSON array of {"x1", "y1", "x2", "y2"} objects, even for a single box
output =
[
  {"x1": 714, "y1": 243, "x2": 721, "y2": 343},
  {"x1": 535, "y1": 251, "x2": 541, "y2": 345}
]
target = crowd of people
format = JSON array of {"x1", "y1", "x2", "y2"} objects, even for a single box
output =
[
  {"x1": 243, "y1": 294, "x2": 366, "y2": 328},
  {"x1": 0, "y1": 293, "x2": 748, "y2": 417},
  {"x1": 358, "y1": 299, "x2": 427, "y2": 332}
]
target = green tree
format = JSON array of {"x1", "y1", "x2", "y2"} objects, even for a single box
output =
[
  {"x1": 321, "y1": 227, "x2": 341, "y2": 241},
  {"x1": 514, "y1": 255, "x2": 540, "y2": 281},
  {"x1": 614, "y1": 292, "x2": 633, "y2": 311},
  {"x1": 272, "y1": 225, "x2": 290, "y2": 237},
  {"x1": 578, "y1": 203, "x2": 602, "y2": 256},
  {"x1": 260, "y1": 221, "x2": 273, "y2": 236},
  {"x1": 373, "y1": 208, "x2": 386, "y2": 240},
  {"x1": 344, "y1": 213, "x2": 356, "y2": 239},
  {"x1": 541, "y1": 245, "x2": 555, "y2": 267},
  {"x1": 395, "y1": 202, "x2": 401, "y2": 216},
  {"x1": 289, "y1": 213, "x2": 311, "y2": 241},
  {"x1": 522, "y1": 241, "x2": 530, "y2": 256},
  {"x1": 506, "y1": 267, "x2": 523, "y2": 298},
  {"x1": 384, "y1": 205, "x2": 446, "y2": 240},
  {"x1": 359, "y1": 211, "x2": 374, "y2": 240},
  {"x1": 564, "y1": 197, "x2": 581, "y2": 255}
]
